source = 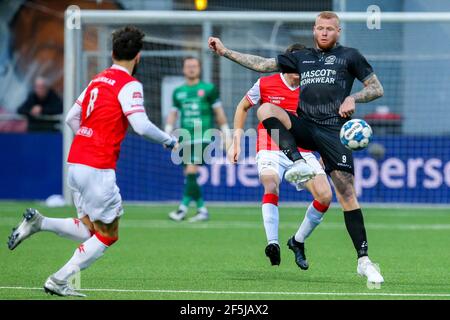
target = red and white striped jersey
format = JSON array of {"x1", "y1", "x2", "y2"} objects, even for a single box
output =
[
  {"x1": 245, "y1": 73, "x2": 311, "y2": 153},
  {"x1": 68, "y1": 64, "x2": 146, "y2": 169}
]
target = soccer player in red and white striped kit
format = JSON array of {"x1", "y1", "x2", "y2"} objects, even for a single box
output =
[{"x1": 7, "y1": 26, "x2": 177, "y2": 297}]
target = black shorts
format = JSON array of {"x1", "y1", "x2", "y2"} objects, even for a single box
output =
[{"x1": 286, "y1": 112, "x2": 354, "y2": 175}]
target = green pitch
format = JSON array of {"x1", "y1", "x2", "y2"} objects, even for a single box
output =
[{"x1": 1, "y1": 201, "x2": 450, "y2": 300}]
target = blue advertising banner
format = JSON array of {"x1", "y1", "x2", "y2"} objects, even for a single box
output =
[
  {"x1": 117, "y1": 135, "x2": 450, "y2": 204},
  {"x1": 0, "y1": 133, "x2": 62, "y2": 200},
  {"x1": 2, "y1": 133, "x2": 449, "y2": 204}
]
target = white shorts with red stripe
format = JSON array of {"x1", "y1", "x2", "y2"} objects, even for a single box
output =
[
  {"x1": 68, "y1": 163, "x2": 124, "y2": 224},
  {"x1": 255, "y1": 150, "x2": 325, "y2": 186}
]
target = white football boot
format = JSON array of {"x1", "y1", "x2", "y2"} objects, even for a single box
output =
[
  {"x1": 188, "y1": 208, "x2": 209, "y2": 222},
  {"x1": 44, "y1": 276, "x2": 86, "y2": 297},
  {"x1": 7, "y1": 208, "x2": 43, "y2": 250},
  {"x1": 357, "y1": 256, "x2": 384, "y2": 289},
  {"x1": 284, "y1": 159, "x2": 315, "y2": 185},
  {"x1": 168, "y1": 209, "x2": 187, "y2": 222}
]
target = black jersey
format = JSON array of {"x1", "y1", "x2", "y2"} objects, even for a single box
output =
[{"x1": 277, "y1": 44, "x2": 374, "y2": 127}]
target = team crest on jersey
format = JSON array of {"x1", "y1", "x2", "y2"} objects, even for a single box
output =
[
  {"x1": 325, "y1": 55, "x2": 336, "y2": 65},
  {"x1": 197, "y1": 89, "x2": 205, "y2": 97}
]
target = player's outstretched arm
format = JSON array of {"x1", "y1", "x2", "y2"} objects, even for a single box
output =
[
  {"x1": 164, "y1": 109, "x2": 178, "y2": 134},
  {"x1": 351, "y1": 74, "x2": 384, "y2": 103},
  {"x1": 208, "y1": 37, "x2": 279, "y2": 73},
  {"x1": 228, "y1": 97, "x2": 252, "y2": 163},
  {"x1": 128, "y1": 112, "x2": 177, "y2": 149}
]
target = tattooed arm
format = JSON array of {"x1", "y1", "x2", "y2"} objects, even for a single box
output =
[
  {"x1": 339, "y1": 74, "x2": 384, "y2": 118},
  {"x1": 208, "y1": 36, "x2": 279, "y2": 73},
  {"x1": 350, "y1": 74, "x2": 384, "y2": 103},
  {"x1": 223, "y1": 49, "x2": 279, "y2": 72}
]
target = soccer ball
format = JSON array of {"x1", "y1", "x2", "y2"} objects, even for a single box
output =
[{"x1": 340, "y1": 119, "x2": 373, "y2": 151}]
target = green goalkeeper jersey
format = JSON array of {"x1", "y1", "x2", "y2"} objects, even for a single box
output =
[{"x1": 172, "y1": 81, "x2": 220, "y2": 144}]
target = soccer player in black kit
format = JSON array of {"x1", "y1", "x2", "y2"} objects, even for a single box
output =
[{"x1": 209, "y1": 11, "x2": 384, "y2": 285}]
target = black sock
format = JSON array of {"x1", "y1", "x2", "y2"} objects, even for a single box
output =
[
  {"x1": 262, "y1": 117, "x2": 302, "y2": 162},
  {"x1": 344, "y1": 209, "x2": 368, "y2": 258}
]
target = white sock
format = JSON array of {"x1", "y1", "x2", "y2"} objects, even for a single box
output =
[
  {"x1": 53, "y1": 234, "x2": 111, "y2": 282},
  {"x1": 178, "y1": 204, "x2": 188, "y2": 212},
  {"x1": 295, "y1": 201, "x2": 325, "y2": 243},
  {"x1": 41, "y1": 217, "x2": 91, "y2": 242},
  {"x1": 262, "y1": 204, "x2": 279, "y2": 245}
]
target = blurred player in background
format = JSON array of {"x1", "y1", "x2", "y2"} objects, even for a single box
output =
[
  {"x1": 209, "y1": 11, "x2": 385, "y2": 285},
  {"x1": 7, "y1": 26, "x2": 177, "y2": 297},
  {"x1": 228, "y1": 44, "x2": 332, "y2": 268},
  {"x1": 166, "y1": 57, "x2": 231, "y2": 222}
]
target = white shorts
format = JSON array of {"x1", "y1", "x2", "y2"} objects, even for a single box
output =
[
  {"x1": 67, "y1": 163, "x2": 124, "y2": 224},
  {"x1": 255, "y1": 150, "x2": 326, "y2": 182}
]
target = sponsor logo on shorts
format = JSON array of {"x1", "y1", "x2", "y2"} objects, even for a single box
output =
[{"x1": 337, "y1": 162, "x2": 352, "y2": 169}]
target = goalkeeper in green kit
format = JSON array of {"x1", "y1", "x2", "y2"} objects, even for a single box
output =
[{"x1": 165, "y1": 56, "x2": 231, "y2": 222}]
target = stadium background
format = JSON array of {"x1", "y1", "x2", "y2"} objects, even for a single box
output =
[{"x1": 1, "y1": 0, "x2": 449, "y2": 205}]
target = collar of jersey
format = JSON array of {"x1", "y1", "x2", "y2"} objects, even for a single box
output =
[
  {"x1": 111, "y1": 64, "x2": 131, "y2": 75},
  {"x1": 312, "y1": 42, "x2": 342, "y2": 54},
  {"x1": 279, "y1": 73, "x2": 299, "y2": 91}
]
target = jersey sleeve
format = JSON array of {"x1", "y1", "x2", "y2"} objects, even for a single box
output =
[
  {"x1": 172, "y1": 88, "x2": 181, "y2": 110},
  {"x1": 118, "y1": 81, "x2": 146, "y2": 117},
  {"x1": 348, "y1": 49, "x2": 374, "y2": 82},
  {"x1": 245, "y1": 79, "x2": 261, "y2": 106},
  {"x1": 209, "y1": 84, "x2": 222, "y2": 109},
  {"x1": 75, "y1": 83, "x2": 90, "y2": 106},
  {"x1": 276, "y1": 52, "x2": 299, "y2": 74}
]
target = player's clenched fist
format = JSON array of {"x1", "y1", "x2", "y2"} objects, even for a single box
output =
[
  {"x1": 338, "y1": 96, "x2": 356, "y2": 118},
  {"x1": 227, "y1": 140, "x2": 240, "y2": 164},
  {"x1": 208, "y1": 37, "x2": 226, "y2": 56}
]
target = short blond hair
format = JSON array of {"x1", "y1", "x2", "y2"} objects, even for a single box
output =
[{"x1": 316, "y1": 11, "x2": 340, "y2": 26}]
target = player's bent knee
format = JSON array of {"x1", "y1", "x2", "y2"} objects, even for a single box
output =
[
  {"x1": 316, "y1": 188, "x2": 332, "y2": 207},
  {"x1": 185, "y1": 164, "x2": 198, "y2": 175},
  {"x1": 260, "y1": 173, "x2": 279, "y2": 195},
  {"x1": 316, "y1": 195, "x2": 332, "y2": 208}
]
